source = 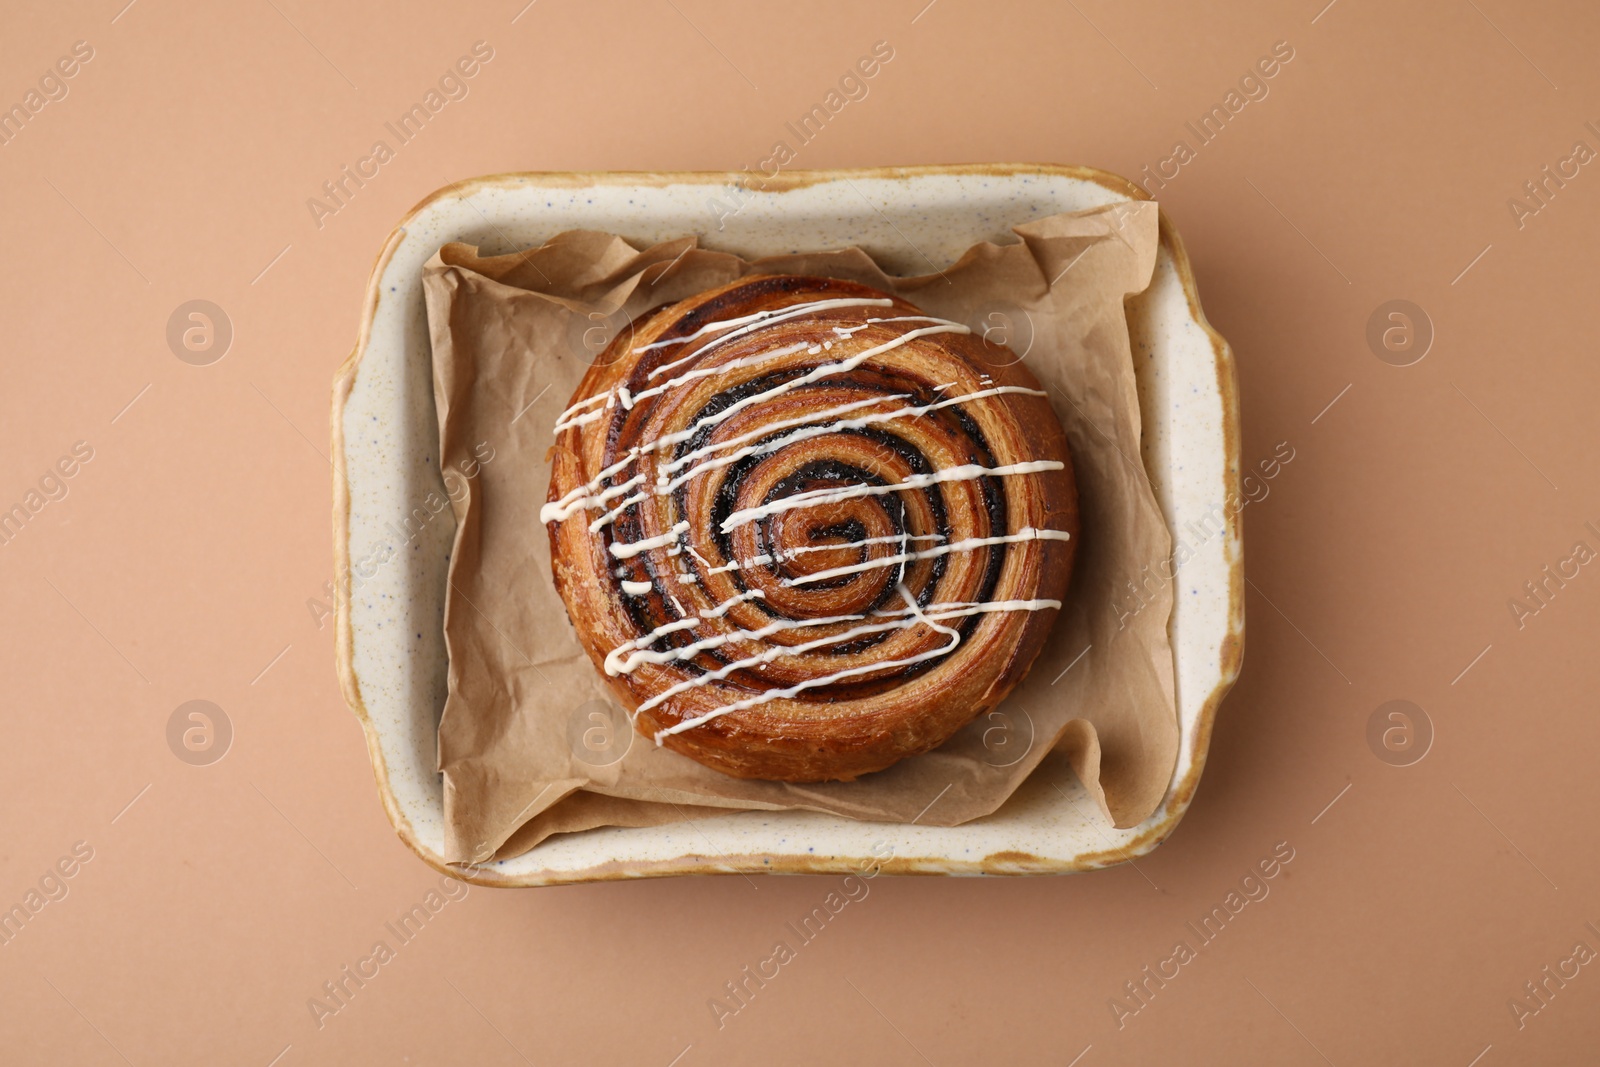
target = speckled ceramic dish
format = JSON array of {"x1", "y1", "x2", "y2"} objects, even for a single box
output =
[{"x1": 331, "y1": 165, "x2": 1243, "y2": 886}]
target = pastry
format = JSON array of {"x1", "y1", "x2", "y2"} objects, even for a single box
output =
[{"x1": 542, "y1": 275, "x2": 1077, "y2": 781}]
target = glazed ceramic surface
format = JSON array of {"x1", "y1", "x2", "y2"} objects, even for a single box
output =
[{"x1": 331, "y1": 165, "x2": 1243, "y2": 886}]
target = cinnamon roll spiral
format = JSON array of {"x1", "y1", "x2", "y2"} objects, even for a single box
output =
[{"x1": 542, "y1": 276, "x2": 1077, "y2": 782}]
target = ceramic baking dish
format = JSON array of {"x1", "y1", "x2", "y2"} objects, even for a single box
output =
[{"x1": 331, "y1": 164, "x2": 1243, "y2": 886}]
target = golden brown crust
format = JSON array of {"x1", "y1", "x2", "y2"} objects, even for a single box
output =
[{"x1": 544, "y1": 276, "x2": 1077, "y2": 781}]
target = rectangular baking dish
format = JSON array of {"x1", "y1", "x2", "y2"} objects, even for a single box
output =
[{"x1": 331, "y1": 164, "x2": 1243, "y2": 885}]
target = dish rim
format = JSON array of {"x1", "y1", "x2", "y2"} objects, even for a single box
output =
[{"x1": 329, "y1": 163, "x2": 1244, "y2": 885}]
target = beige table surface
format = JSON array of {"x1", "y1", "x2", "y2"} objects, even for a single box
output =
[{"x1": 2, "y1": 1, "x2": 1597, "y2": 1063}]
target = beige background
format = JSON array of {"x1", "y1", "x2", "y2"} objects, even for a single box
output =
[{"x1": 1, "y1": 0, "x2": 1596, "y2": 1063}]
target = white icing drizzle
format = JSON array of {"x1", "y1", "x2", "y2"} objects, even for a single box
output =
[
  {"x1": 546, "y1": 292, "x2": 1074, "y2": 741},
  {"x1": 720, "y1": 462, "x2": 1066, "y2": 534},
  {"x1": 651, "y1": 584, "x2": 964, "y2": 742},
  {"x1": 611, "y1": 609, "x2": 870, "y2": 677},
  {"x1": 659, "y1": 394, "x2": 903, "y2": 480},
  {"x1": 631, "y1": 341, "x2": 812, "y2": 407},
  {"x1": 547, "y1": 367, "x2": 1040, "y2": 535},
  {"x1": 546, "y1": 382, "x2": 1050, "y2": 532},
  {"x1": 783, "y1": 526, "x2": 1072, "y2": 587},
  {"x1": 551, "y1": 297, "x2": 867, "y2": 432},
  {"x1": 542, "y1": 472, "x2": 647, "y2": 525},
  {"x1": 609, "y1": 521, "x2": 688, "y2": 559},
  {"x1": 611, "y1": 596, "x2": 1061, "y2": 681},
  {"x1": 541, "y1": 313, "x2": 1035, "y2": 530},
  {"x1": 640, "y1": 297, "x2": 895, "y2": 369},
  {"x1": 543, "y1": 319, "x2": 971, "y2": 529},
  {"x1": 636, "y1": 322, "x2": 972, "y2": 464},
  {"x1": 554, "y1": 339, "x2": 813, "y2": 434},
  {"x1": 701, "y1": 532, "x2": 944, "y2": 576},
  {"x1": 603, "y1": 588, "x2": 769, "y2": 674},
  {"x1": 553, "y1": 390, "x2": 610, "y2": 427},
  {"x1": 652, "y1": 384, "x2": 1047, "y2": 496},
  {"x1": 783, "y1": 533, "x2": 943, "y2": 558},
  {"x1": 552, "y1": 405, "x2": 610, "y2": 433}
]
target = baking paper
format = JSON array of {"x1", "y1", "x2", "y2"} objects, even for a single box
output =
[{"x1": 422, "y1": 202, "x2": 1176, "y2": 864}]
